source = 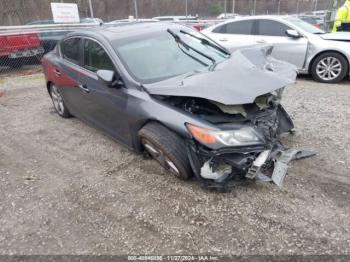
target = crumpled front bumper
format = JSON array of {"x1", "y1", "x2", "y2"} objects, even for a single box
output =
[{"x1": 187, "y1": 140, "x2": 317, "y2": 190}]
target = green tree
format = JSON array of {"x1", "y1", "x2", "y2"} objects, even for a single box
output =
[{"x1": 208, "y1": 2, "x2": 224, "y2": 16}]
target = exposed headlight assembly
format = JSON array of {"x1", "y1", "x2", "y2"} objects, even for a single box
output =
[{"x1": 186, "y1": 123, "x2": 264, "y2": 148}]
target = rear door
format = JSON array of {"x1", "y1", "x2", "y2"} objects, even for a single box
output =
[
  {"x1": 206, "y1": 20, "x2": 256, "y2": 52},
  {"x1": 78, "y1": 38, "x2": 129, "y2": 143},
  {"x1": 56, "y1": 37, "x2": 86, "y2": 118},
  {"x1": 255, "y1": 19, "x2": 308, "y2": 69}
]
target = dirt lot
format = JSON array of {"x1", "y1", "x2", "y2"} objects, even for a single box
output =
[{"x1": 0, "y1": 71, "x2": 350, "y2": 255}]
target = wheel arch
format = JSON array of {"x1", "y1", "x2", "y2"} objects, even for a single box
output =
[
  {"x1": 132, "y1": 119, "x2": 188, "y2": 153},
  {"x1": 308, "y1": 50, "x2": 350, "y2": 75},
  {"x1": 46, "y1": 81, "x2": 52, "y2": 96}
]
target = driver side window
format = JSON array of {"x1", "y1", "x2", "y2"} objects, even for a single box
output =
[{"x1": 83, "y1": 39, "x2": 115, "y2": 73}]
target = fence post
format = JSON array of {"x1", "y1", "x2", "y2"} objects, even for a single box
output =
[
  {"x1": 133, "y1": 0, "x2": 138, "y2": 19},
  {"x1": 296, "y1": 0, "x2": 300, "y2": 14},
  {"x1": 88, "y1": 0, "x2": 94, "y2": 18}
]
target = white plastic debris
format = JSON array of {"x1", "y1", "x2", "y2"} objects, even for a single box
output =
[{"x1": 200, "y1": 162, "x2": 231, "y2": 180}]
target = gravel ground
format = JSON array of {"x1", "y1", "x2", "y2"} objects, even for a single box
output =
[{"x1": 0, "y1": 72, "x2": 349, "y2": 255}]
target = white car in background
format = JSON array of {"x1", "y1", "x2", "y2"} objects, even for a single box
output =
[
  {"x1": 202, "y1": 15, "x2": 350, "y2": 83},
  {"x1": 152, "y1": 16, "x2": 198, "y2": 22},
  {"x1": 217, "y1": 13, "x2": 240, "y2": 19}
]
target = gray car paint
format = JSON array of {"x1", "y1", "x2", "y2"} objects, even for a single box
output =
[{"x1": 43, "y1": 23, "x2": 297, "y2": 153}]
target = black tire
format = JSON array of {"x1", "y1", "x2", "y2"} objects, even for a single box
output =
[
  {"x1": 139, "y1": 122, "x2": 192, "y2": 180},
  {"x1": 49, "y1": 84, "x2": 71, "y2": 118},
  {"x1": 311, "y1": 52, "x2": 348, "y2": 83}
]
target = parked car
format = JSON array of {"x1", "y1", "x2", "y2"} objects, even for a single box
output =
[
  {"x1": 203, "y1": 15, "x2": 350, "y2": 83},
  {"x1": 0, "y1": 33, "x2": 44, "y2": 68},
  {"x1": 152, "y1": 16, "x2": 198, "y2": 21},
  {"x1": 106, "y1": 18, "x2": 160, "y2": 25},
  {"x1": 42, "y1": 23, "x2": 306, "y2": 189},
  {"x1": 298, "y1": 15, "x2": 325, "y2": 29},
  {"x1": 217, "y1": 13, "x2": 240, "y2": 19}
]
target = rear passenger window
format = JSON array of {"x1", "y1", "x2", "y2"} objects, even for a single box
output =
[
  {"x1": 257, "y1": 20, "x2": 291, "y2": 36},
  {"x1": 83, "y1": 39, "x2": 115, "y2": 72},
  {"x1": 61, "y1": 38, "x2": 81, "y2": 64},
  {"x1": 216, "y1": 20, "x2": 254, "y2": 35}
]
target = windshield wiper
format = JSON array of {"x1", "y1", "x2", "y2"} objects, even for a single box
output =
[
  {"x1": 179, "y1": 29, "x2": 230, "y2": 56},
  {"x1": 167, "y1": 28, "x2": 216, "y2": 66}
]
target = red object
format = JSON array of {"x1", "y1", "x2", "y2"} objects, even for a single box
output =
[
  {"x1": 0, "y1": 33, "x2": 41, "y2": 57},
  {"x1": 193, "y1": 25, "x2": 203, "y2": 31}
]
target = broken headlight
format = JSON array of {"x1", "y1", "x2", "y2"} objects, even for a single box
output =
[{"x1": 186, "y1": 124, "x2": 264, "y2": 148}]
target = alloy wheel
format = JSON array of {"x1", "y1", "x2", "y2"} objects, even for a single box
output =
[
  {"x1": 316, "y1": 57, "x2": 342, "y2": 82},
  {"x1": 51, "y1": 85, "x2": 65, "y2": 115},
  {"x1": 142, "y1": 139, "x2": 180, "y2": 177}
]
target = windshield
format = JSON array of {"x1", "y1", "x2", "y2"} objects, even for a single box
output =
[
  {"x1": 113, "y1": 29, "x2": 229, "y2": 84},
  {"x1": 284, "y1": 16, "x2": 325, "y2": 34}
]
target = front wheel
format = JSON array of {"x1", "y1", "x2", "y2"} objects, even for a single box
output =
[
  {"x1": 139, "y1": 122, "x2": 192, "y2": 180},
  {"x1": 311, "y1": 52, "x2": 348, "y2": 83}
]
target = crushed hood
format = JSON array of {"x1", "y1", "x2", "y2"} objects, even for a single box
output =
[
  {"x1": 144, "y1": 46, "x2": 297, "y2": 105},
  {"x1": 320, "y1": 32, "x2": 350, "y2": 42}
]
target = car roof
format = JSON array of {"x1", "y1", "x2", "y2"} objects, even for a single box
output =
[
  {"x1": 207, "y1": 15, "x2": 294, "y2": 30},
  {"x1": 223, "y1": 15, "x2": 288, "y2": 22},
  {"x1": 67, "y1": 22, "x2": 184, "y2": 42}
]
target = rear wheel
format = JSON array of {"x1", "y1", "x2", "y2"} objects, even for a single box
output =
[
  {"x1": 311, "y1": 52, "x2": 348, "y2": 83},
  {"x1": 49, "y1": 84, "x2": 71, "y2": 118},
  {"x1": 139, "y1": 122, "x2": 192, "y2": 180}
]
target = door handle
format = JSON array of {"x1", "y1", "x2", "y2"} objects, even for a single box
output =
[
  {"x1": 54, "y1": 69, "x2": 61, "y2": 77},
  {"x1": 219, "y1": 38, "x2": 228, "y2": 42},
  {"x1": 79, "y1": 84, "x2": 90, "y2": 93},
  {"x1": 256, "y1": 39, "x2": 267, "y2": 44}
]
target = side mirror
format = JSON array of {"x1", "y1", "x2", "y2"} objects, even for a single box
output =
[
  {"x1": 97, "y1": 70, "x2": 115, "y2": 86},
  {"x1": 97, "y1": 69, "x2": 124, "y2": 88},
  {"x1": 286, "y1": 29, "x2": 302, "y2": 39}
]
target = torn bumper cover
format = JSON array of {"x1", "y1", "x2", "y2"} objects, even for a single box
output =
[
  {"x1": 187, "y1": 141, "x2": 317, "y2": 189},
  {"x1": 186, "y1": 105, "x2": 317, "y2": 189}
]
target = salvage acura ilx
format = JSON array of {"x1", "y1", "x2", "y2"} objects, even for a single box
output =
[{"x1": 42, "y1": 23, "x2": 313, "y2": 190}]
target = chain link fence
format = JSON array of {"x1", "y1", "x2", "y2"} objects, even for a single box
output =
[{"x1": 0, "y1": 0, "x2": 344, "y2": 77}]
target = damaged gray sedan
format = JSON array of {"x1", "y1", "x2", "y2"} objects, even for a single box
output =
[{"x1": 43, "y1": 23, "x2": 314, "y2": 190}]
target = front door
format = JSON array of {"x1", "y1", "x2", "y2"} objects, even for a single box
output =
[
  {"x1": 78, "y1": 38, "x2": 130, "y2": 145},
  {"x1": 255, "y1": 19, "x2": 308, "y2": 70}
]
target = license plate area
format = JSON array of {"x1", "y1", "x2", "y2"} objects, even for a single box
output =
[{"x1": 8, "y1": 47, "x2": 44, "y2": 59}]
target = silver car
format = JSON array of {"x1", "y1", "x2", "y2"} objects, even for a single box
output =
[{"x1": 203, "y1": 15, "x2": 350, "y2": 83}]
